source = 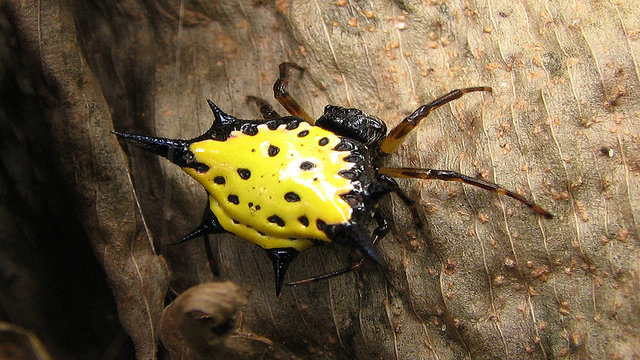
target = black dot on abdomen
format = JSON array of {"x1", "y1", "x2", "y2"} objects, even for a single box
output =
[
  {"x1": 338, "y1": 170, "x2": 358, "y2": 180},
  {"x1": 195, "y1": 164, "x2": 209, "y2": 173},
  {"x1": 241, "y1": 124, "x2": 258, "y2": 135},
  {"x1": 318, "y1": 137, "x2": 329, "y2": 146},
  {"x1": 300, "y1": 161, "x2": 315, "y2": 170},
  {"x1": 227, "y1": 195, "x2": 239, "y2": 205},
  {"x1": 298, "y1": 216, "x2": 309, "y2": 227},
  {"x1": 316, "y1": 219, "x2": 326, "y2": 231},
  {"x1": 297, "y1": 130, "x2": 309, "y2": 137},
  {"x1": 284, "y1": 192, "x2": 301, "y2": 202},
  {"x1": 333, "y1": 141, "x2": 353, "y2": 151},
  {"x1": 266, "y1": 120, "x2": 278, "y2": 130},
  {"x1": 214, "y1": 176, "x2": 226, "y2": 184},
  {"x1": 267, "y1": 215, "x2": 285, "y2": 227},
  {"x1": 268, "y1": 145, "x2": 280, "y2": 157},
  {"x1": 237, "y1": 168, "x2": 251, "y2": 179}
]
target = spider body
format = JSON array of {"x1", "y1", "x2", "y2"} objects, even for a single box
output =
[{"x1": 115, "y1": 63, "x2": 552, "y2": 295}]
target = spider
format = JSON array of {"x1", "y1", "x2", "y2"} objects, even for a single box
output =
[{"x1": 115, "y1": 63, "x2": 552, "y2": 295}]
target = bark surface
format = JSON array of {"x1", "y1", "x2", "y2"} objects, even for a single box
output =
[{"x1": 1, "y1": 1, "x2": 639, "y2": 359}]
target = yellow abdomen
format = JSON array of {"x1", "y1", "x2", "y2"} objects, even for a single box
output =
[{"x1": 183, "y1": 122, "x2": 354, "y2": 251}]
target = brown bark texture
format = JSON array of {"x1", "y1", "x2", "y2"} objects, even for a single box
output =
[{"x1": 1, "y1": 0, "x2": 639, "y2": 359}]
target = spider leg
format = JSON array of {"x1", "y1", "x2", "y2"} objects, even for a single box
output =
[
  {"x1": 378, "y1": 174, "x2": 423, "y2": 227},
  {"x1": 379, "y1": 87, "x2": 492, "y2": 155},
  {"x1": 246, "y1": 96, "x2": 281, "y2": 119},
  {"x1": 273, "y1": 62, "x2": 314, "y2": 123},
  {"x1": 379, "y1": 167, "x2": 553, "y2": 218},
  {"x1": 286, "y1": 210, "x2": 390, "y2": 287}
]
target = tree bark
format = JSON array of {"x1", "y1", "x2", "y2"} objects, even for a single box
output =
[{"x1": 1, "y1": 0, "x2": 638, "y2": 359}]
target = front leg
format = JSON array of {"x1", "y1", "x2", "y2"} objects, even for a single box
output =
[
  {"x1": 378, "y1": 174, "x2": 423, "y2": 227},
  {"x1": 379, "y1": 167, "x2": 553, "y2": 218},
  {"x1": 379, "y1": 87, "x2": 491, "y2": 155}
]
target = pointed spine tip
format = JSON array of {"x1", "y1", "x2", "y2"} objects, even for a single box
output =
[
  {"x1": 112, "y1": 130, "x2": 135, "y2": 140},
  {"x1": 170, "y1": 227, "x2": 203, "y2": 245},
  {"x1": 266, "y1": 248, "x2": 299, "y2": 297},
  {"x1": 206, "y1": 98, "x2": 235, "y2": 125}
]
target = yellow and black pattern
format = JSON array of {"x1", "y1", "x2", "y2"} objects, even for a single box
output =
[{"x1": 184, "y1": 122, "x2": 355, "y2": 251}]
